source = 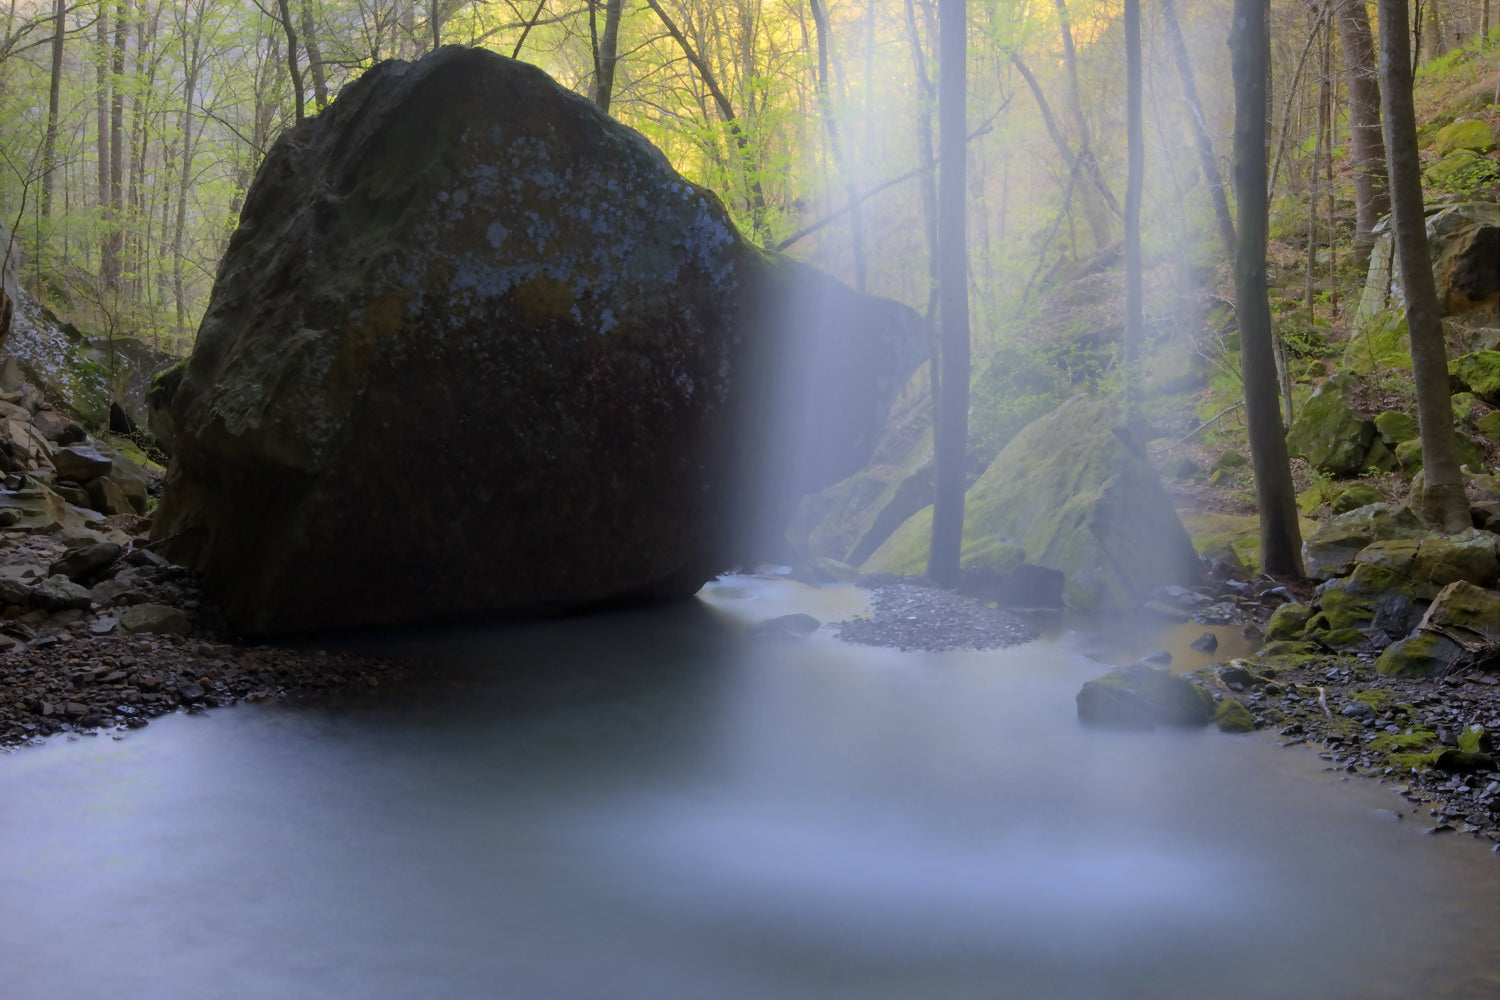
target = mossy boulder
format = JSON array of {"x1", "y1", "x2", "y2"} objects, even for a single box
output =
[
  {"x1": 1331, "y1": 482, "x2": 1385, "y2": 514},
  {"x1": 1343, "y1": 309, "x2": 1413, "y2": 371},
  {"x1": 1424, "y1": 150, "x2": 1500, "y2": 194},
  {"x1": 1301, "y1": 502, "x2": 1429, "y2": 579},
  {"x1": 1314, "y1": 562, "x2": 1424, "y2": 638},
  {"x1": 150, "y1": 48, "x2": 921, "y2": 635},
  {"x1": 1393, "y1": 432, "x2": 1488, "y2": 480},
  {"x1": 1285, "y1": 373, "x2": 1377, "y2": 475},
  {"x1": 865, "y1": 396, "x2": 1200, "y2": 611},
  {"x1": 1265, "y1": 603, "x2": 1314, "y2": 640},
  {"x1": 1431, "y1": 119, "x2": 1497, "y2": 156},
  {"x1": 1374, "y1": 410, "x2": 1419, "y2": 445},
  {"x1": 1449, "y1": 351, "x2": 1500, "y2": 407},
  {"x1": 1479, "y1": 410, "x2": 1500, "y2": 443},
  {"x1": 1214, "y1": 699, "x2": 1255, "y2": 733},
  {"x1": 1076, "y1": 662, "x2": 1216, "y2": 729},
  {"x1": 1410, "y1": 532, "x2": 1500, "y2": 589},
  {"x1": 1376, "y1": 581, "x2": 1500, "y2": 676}
]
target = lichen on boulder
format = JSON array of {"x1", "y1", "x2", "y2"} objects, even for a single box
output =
[
  {"x1": 151, "y1": 47, "x2": 920, "y2": 635},
  {"x1": 1449, "y1": 351, "x2": 1500, "y2": 407}
]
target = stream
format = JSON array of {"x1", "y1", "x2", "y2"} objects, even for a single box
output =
[{"x1": 2, "y1": 575, "x2": 1497, "y2": 999}]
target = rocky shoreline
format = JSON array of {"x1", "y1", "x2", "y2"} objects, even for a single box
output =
[
  {"x1": 825, "y1": 571, "x2": 1500, "y2": 853},
  {"x1": 0, "y1": 516, "x2": 404, "y2": 751}
]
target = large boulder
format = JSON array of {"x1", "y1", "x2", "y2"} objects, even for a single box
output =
[
  {"x1": 1449, "y1": 351, "x2": 1500, "y2": 407},
  {"x1": 1354, "y1": 203, "x2": 1500, "y2": 330},
  {"x1": 1301, "y1": 502, "x2": 1429, "y2": 580},
  {"x1": 153, "y1": 48, "x2": 920, "y2": 635},
  {"x1": 90, "y1": 337, "x2": 179, "y2": 433},
  {"x1": 1285, "y1": 373, "x2": 1377, "y2": 476},
  {"x1": 1376, "y1": 581, "x2": 1500, "y2": 676},
  {"x1": 864, "y1": 396, "x2": 1201, "y2": 611}
]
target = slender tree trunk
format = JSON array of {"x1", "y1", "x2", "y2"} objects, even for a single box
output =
[
  {"x1": 41, "y1": 0, "x2": 66, "y2": 221},
  {"x1": 591, "y1": 0, "x2": 622, "y2": 111},
  {"x1": 1054, "y1": 0, "x2": 1115, "y2": 250},
  {"x1": 302, "y1": 0, "x2": 328, "y2": 111},
  {"x1": 173, "y1": 7, "x2": 205, "y2": 336},
  {"x1": 929, "y1": 0, "x2": 968, "y2": 588},
  {"x1": 1123, "y1": 0, "x2": 1143, "y2": 420},
  {"x1": 1378, "y1": 0, "x2": 1470, "y2": 532},
  {"x1": 105, "y1": 0, "x2": 127, "y2": 296},
  {"x1": 1336, "y1": 0, "x2": 1390, "y2": 258},
  {"x1": 1305, "y1": 10, "x2": 1328, "y2": 315},
  {"x1": 904, "y1": 0, "x2": 941, "y2": 424},
  {"x1": 277, "y1": 0, "x2": 305, "y2": 123},
  {"x1": 1231, "y1": 0, "x2": 1305, "y2": 578},
  {"x1": 809, "y1": 0, "x2": 867, "y2": 292},
  {"x1": 1161, "y1": 0, "x2": 1235, "y2": 260}
]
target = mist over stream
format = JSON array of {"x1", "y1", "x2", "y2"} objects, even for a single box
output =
[{"x1": 2, "y1": 575, "x2": 1497, "y2": 999}]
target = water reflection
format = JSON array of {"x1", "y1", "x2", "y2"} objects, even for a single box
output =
[{"x1": 0, "y1": 575, "x2": 1496, "y2": 999}]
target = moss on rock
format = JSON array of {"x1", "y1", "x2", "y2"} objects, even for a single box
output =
[
  {"x1": 866, "y1": 397, "x2": 1200, "y2": 611},
  {"x1": 1214, "y1": 698, "x2": 1255, "y2": 733},
  {"x1": 1266, "y1": 603, "x2": 1314, "y2": 640},
  {"x1": 1076, "y1": 662, "x2": 1216, "y2": 729},
  {"x1": 1431, "y1": 119, "x2": 1497, "y2": 156},
  {"x1": 1449, "y1": 351, "x2": 1500, "y2": 407},
  {"x1": 1302, "y1": 502, "x2": 1429, "y2": 580},
  {"x1": 1285, "y1": 373, "x2": 1378, "y2": 475}
]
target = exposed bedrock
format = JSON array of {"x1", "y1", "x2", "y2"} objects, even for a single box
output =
[{"x1": 153, "y1": 46, "x2": 921, "y2": 635}]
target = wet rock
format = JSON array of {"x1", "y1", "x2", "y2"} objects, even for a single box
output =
[
  {"x1": 1215, "y1": 699, "x2": 1256, "y2": 733},
  {"x1": 1266, "y1": 603, "x2": 1314, "y2": 640},
  {"x1": 751, "y1": 614, "x2": 821, "y2": 640},
  {"x1": 47, "y1": 542, "x2": 122, "y2": 583},
  {"x1": 1434, "y1": 749, "x2": 1496, "y2": 775},
  {"x1": 0, "y1": 577, "x2": 31, "y2": 608},
  {"x1": 1141, "y1": 649, "x2": 1173, "y2": 666},
  {"x1": 1218, "y1": 662, "x2": 1255, "y2": 687},
  {"x1": 1076, "y1": 663, "x2": 1215, "y2": 730},
  {"x1": 152, "y1": 47, "x2": 920, "y2": 636},
  {"x1": 118, "y1": 604, "x2": 190, "y2": 636}
]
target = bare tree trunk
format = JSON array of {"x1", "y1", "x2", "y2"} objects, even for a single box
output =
[
  {"x1": 1232, "y1": 0, "x2": 1305, "y2": 578},
  {"x1": 1162, "y1": 0, "x2": 1235, "y2": 260},
  {"x1": 173, "y1": 5, "x2": 206, "y2": 336},
  {"x1": 1305, "y1": 8, "x2": 1329, "y2": 315},
  {"x1": 904, "y1": 0, "x2": 941, "y2": 424},
  {"x1": 277, "y1": 0, "x2": 305, "y2": 123},
  {"x1": 1054, "y1": 0, "x2": 1116, "y2": 250},
  {"x1": 929, "y1": 0, "x2": 968, "y2": 588},
  {"x1": 41, "y1": 0, "x2": 66, "y2": 221},
  {"x1": 302, "y1": 0, "x2": 328, "y2": 111},
  {"x1": 1123, "y1": 0, "x2": 1143, "y2": 420},
  {"x1": 1336, "y1": 0, "x2": 1390, "y2": 257},
  {"x1": 106, "y1": 0, "x2": 127, "y2": 295},
  {"x1": 809, "y1": 0, "x2": 867, "y2": 292},
  {"x1": 591, "y1": 0, "x2": 622, "y2": 112},
  {"x1": 1378, "y1": 0, "x2": 1470, "y2": 532}
]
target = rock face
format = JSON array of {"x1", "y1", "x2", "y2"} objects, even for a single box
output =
[
  {"x1": 864, "y1": 396, "x2": 1200, "y2": 611},
  {"x1": 1355, "y1": 203, "x2": 1500, "y2": 329},
  {"x1": 154, "y1": 47, "x2": 920, "y2": 636}
]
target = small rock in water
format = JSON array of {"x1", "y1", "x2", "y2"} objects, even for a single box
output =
[
  {"x1": 1141, "y1": 649, "x2": 1173, "y2": 666},
  {"x1": 751, "y1": 614, "x2": 822, "y2": 640},
  {"x1": 1190, "y1": 631, "x2": 1219, "y2": 654}
]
